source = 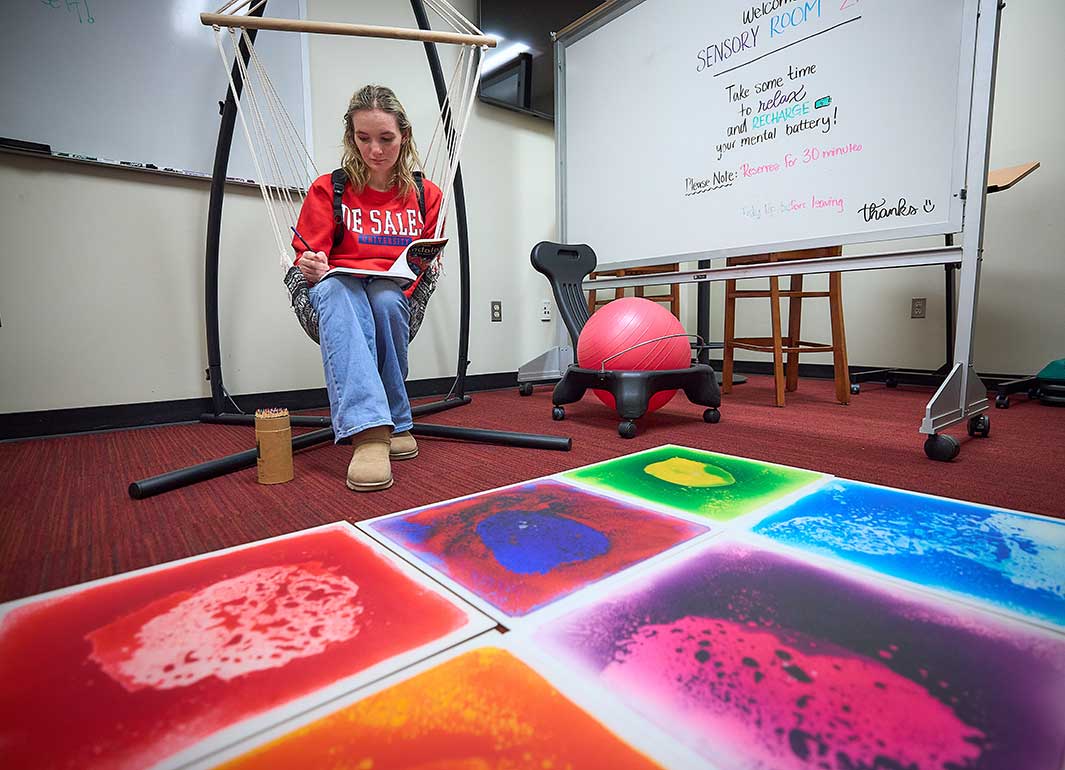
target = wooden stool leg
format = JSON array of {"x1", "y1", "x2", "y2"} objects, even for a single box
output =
[
  {"x1": 829, "y1": 271, "x2": 851, "y2": 404},
  {"x1": 770, "y1": 275, "x2": 785, "y2": 407},
  {"x1": 722, "y1": 278, "x2": 737, "y2": 393},
  {"x1": 786, "y1": 274, "x2": 803, "y2": 392}
]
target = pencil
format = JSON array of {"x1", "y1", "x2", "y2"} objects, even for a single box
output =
[{"x1": 291, "y1": 226, "x2": 314, "y2": 253}]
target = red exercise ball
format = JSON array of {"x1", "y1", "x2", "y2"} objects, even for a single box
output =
[{"x1": 577, "y1": 297, "x2": 691, "y2": 413}]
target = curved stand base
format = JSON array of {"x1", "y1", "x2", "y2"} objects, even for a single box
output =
[
  {"x1": 550, "y1": 364, "x2": 722, "y2": 438},
  {"x1": 130, "y1": 397, "x2": 570, "y2": 500}
]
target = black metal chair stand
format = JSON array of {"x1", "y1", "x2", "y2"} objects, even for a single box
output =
[
  {"x1": 127, "y1": 2, "x2": 573, "y2": 500},
  {"x1": 530, "y1": 241, "x2": 721, "y2": 438}
]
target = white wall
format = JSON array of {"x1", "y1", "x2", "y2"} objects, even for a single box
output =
[{"x1": 1, "y1": 0, "x2": 1060, "y2": 417}]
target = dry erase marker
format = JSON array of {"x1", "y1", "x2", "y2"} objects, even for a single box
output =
[{"x1": 291, "y1": 226, "x2": 314, "y2": 252}]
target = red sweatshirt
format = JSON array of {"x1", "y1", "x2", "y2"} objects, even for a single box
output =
[{"x1": 292, "y1": 172, "x2": 443, "y2": 279}]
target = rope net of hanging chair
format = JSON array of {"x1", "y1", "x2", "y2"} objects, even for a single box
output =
[{"x1": 205, "y1": 0, "x2": 489, "y2": 343}]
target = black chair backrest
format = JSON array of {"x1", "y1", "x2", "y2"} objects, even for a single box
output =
[{"x1": 530, "y1": 241, "x2": 597, "y2": 347}]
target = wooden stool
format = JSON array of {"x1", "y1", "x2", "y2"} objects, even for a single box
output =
[
  {"x1": 587, "y1": 263, "x2": 681, "y2": 319},
  {"x1": 722, "y1": 247, "x2": 850, "y2": 407}
]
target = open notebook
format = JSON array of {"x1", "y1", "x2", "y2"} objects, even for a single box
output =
[{"x1": 323, "y1": 238, "x2": 448, "y2": 288}]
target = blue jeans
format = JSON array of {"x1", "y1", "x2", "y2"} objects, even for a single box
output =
[{"x1": 309, "y1": 275, "x2": 412, "y2": 443}]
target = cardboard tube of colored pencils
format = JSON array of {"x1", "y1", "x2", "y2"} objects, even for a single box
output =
[{"x1": 255, "y1": 408, "x2": 294, "y2": 484}]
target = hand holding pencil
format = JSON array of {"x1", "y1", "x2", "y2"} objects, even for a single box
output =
[{"x1": 292, "y1": 227, "x2": 328, "y2": 286}]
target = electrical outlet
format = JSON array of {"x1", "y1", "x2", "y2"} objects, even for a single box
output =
[
  {"x1": 540, "y1": 300, "x2": 552, "y2": 322},
  {"x1": 911, "y1": 297, "x2": 927, "y2": 319},
  {"x1": 490, "y1": 300, "x2": 502, "y2": 322}
]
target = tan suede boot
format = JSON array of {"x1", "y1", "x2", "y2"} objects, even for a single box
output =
[
  {"x1": 346, "y1": 426, "x2": 393, "y2": 492},
  {"x1": 389, "y1": 430, "x2": 419, "y2": 460}
]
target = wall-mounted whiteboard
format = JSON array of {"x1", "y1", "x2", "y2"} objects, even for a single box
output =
[
  {"x1": 558, "y1": 0, "x2": 977, "y2": 267},
  {"x1": 0, "y1": 0, "x2": 309, "y2": 183}
]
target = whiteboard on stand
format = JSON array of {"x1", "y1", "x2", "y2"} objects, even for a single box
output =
[{"x1": 558, "y1": 0, "x2": 976, "y2": 268}]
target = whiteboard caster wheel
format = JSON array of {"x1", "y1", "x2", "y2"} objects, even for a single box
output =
[
  {"x1": 967, "y1": 414, "x2": 990, "y2": 438},
  {"x1": 924, "y1": 434, "x2": 960, "y2": 461}
]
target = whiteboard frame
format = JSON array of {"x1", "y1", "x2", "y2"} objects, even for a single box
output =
[{"x1": 555, "y1": 0, "x2": 979, "y2": 269}]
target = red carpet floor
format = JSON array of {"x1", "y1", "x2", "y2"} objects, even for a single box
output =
[{"x1": 1, "y1": 375, "x2": 1062, "y2": 604}]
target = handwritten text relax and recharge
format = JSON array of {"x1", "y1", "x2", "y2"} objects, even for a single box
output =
[{"x1": 714, "y1": 63, "x2": 837, "y2": 161}]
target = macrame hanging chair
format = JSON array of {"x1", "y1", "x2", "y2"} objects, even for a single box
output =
[{"x1": 207, "y1": 0, "x2": 487, "y2": 343}]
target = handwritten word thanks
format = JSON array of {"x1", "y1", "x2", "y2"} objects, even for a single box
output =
[{"x1": 858, "y1": 197, "x2": 919, "y2": 222}]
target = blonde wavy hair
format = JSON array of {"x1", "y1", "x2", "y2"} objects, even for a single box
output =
[{"x1": 341, "y1": 85, "x2": 421, "y2": 198}]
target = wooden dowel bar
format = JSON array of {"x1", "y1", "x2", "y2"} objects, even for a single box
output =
[
  {"x1": 200, "y1": 13, "x2": 497, "y2": 47},
  {"x1": 731, "y1": 290, "x2": 831, "y2": 299},
  {"x1": 731, "y1": 341, "x2": 834, "y2": 354}
]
